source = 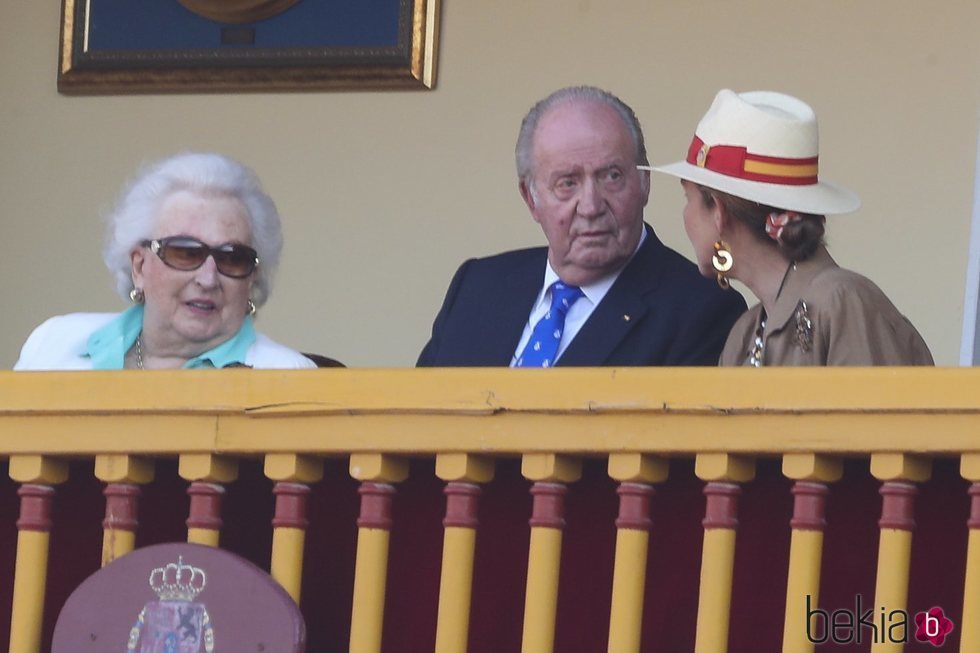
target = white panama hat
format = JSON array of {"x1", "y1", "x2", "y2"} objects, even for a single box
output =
[{"x1": 644, "y1": 89, "x2": 860, "y2": 215}]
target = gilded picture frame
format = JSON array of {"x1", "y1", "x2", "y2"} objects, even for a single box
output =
[{"x1": 58, "y1": 0, "x2": 440, "y2": 94}]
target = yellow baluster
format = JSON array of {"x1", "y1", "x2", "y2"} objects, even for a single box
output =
[
  {"x1": 606, "y1": 453, "x2": 668, "y2": 653},
  {"x1": 694, "y1": 453, "x2": 754, "y2": 653},
  {"x1": 179, "y1": 453, "x2": 238, "y2": 546},
  {"x1": 8, "y1": 455, "x2": 68, "y2": 653},
  {"x1": 349, "y1": 454, "x2": 408, "y2": 653},
  {"x1": 94, "y1": 454, "x2": 154, "y2": 566},
  {"x1": 265, "y1": 453, "x2": 323, "y2": 604},
  {"x1": 434, "y1": 454, "x2": 494, "y2": 653},
  {"x1": 781, "y1": 454, "x2": 841, "y2": 653},
  {"x1": 521, "y1": 453, "x2": 581, "y2": 653},
  {"x1": 870, "y1": 453, "x2": 930, "y2": 653}
]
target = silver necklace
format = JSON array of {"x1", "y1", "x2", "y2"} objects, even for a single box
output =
[
  {"x1": 747, "y1": 316, "x2": 766, "y2": 367},
  {"x1": 136, "y1": 335, "x2": 144, "y2": 370},
  {"x1": 746, "y1": 262, "x2": 797, "y2": 368}
]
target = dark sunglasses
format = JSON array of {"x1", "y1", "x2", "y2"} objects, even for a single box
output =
[{"x1": 142, "y1": 237, "x2": 259, "y2": 279}]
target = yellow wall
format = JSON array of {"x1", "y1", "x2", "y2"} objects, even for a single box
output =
[{"x1": 1, "y1": 1, "x2": 977, "y2": 367}]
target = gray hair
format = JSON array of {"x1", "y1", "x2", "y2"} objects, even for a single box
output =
[
  {"x1": 515, "y1": 86, "x2": 649, "y2": 187},
  {"x1": 103, "y1": 152, "x2": 282, "y2": 307}
]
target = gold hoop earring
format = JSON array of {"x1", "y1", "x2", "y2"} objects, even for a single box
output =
[
  {"x1": 712, "y1": 241, "x2": 734, "y2": 290},
  {"x1": 246, "y1": 299, "x2": 257, "y2": 316},
  {"x1": 129, "y1": 288, "x2": 145, "y2": 304}
]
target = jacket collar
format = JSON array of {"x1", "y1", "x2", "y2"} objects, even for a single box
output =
[
  {"x1": 490, "y1": 253, "x2": 548, "y2": 364},
  {"x1": 765, "y1": 245, "x2": 837, "y2": 333},
  {"x1": 558, "y1": 224, "x2": 659, "y2": 365}
]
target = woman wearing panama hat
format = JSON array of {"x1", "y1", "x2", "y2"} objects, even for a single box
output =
[{"x1": 645, "y1": 89, "x2": 932, "y2": 366}]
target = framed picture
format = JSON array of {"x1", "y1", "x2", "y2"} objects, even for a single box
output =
[{"x1": 58, "y1": 0, "x2": 441, "y2": 94}]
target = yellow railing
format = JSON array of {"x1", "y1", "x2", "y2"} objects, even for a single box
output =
[{"x1": 2, "y1": 367, "x2": 979, "y2": 653}]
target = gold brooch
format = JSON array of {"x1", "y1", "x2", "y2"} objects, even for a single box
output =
[{"x1": 696, "y1": 143, "x2": 710, "y2": 168}]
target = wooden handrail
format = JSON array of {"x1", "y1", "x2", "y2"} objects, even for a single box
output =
[{"x1": 2, "y1": 368, "x2": 980, "y2": 456}]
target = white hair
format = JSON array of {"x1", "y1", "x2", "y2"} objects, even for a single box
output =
[
  {"x1": 515, "y1": 86, "x2": 649, "y2": 190},
  {"x1": 103, "y1": 152, "x2": 282, "y2": 307}
]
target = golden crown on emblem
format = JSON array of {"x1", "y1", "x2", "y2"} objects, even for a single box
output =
[{"x1": 148, "y1": 556, "x2": 207, "y2": 601}]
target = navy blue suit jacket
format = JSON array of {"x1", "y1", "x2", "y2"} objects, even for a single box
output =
[{"x1": 417, "y1": 226, "x2": 747, "y2": 366}]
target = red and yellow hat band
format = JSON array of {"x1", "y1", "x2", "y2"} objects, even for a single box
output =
[{"x1": 686, "y1": 135, "x2": 819, "y2": 186}]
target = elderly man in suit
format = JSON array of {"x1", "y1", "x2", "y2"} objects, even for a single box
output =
[{"x1": 417, "y1": 86, "x2": 746, "y2": 367}]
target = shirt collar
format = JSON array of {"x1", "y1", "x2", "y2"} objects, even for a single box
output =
[
  {"x1": 186, "y1": 316, "x2": 256, "y2": 368},
  {"x1": 540, "y1": 226, "x2": 648, "y2": 306},
  {"x1": 86, "y1": 305, "x2": 144, "y2": 370},
  {"x1": 766, "y1": 245, "x2": 837, "y2": 332},
  {"x1": 85, "y1": 304, "x2": 256, "y2": 369}
]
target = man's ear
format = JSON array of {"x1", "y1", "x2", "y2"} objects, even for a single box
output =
[
  {"x1": 519, "y1": 178, "x2": 536, "y2": 212},
  {"x1": 639, "y1": 169, "x2": 651, "y2": 206}
]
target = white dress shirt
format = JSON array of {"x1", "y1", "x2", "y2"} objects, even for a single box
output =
[{"x1": 510, "y1": 229, "x2": 647, "y2": 366}]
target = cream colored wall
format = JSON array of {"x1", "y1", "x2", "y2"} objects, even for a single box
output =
[{"x1": 2, "y1": 1, "x2": 978, "y2": 367}]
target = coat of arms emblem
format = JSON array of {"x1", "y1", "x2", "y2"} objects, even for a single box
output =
[{"x1": 126, "y1": 556, "x2": 215, "y2": 653}]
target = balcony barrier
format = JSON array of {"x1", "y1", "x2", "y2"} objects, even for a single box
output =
[{"x1": 1, "y1": 367, "x2": 978, "y2": 652}]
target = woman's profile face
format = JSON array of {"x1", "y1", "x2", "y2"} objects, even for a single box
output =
[
  {"x1": 681, "y1": 180, "x2": 718, "y2": 279},
  {"x1": 131, "y1": 190, "x2": 255, "y2": 356}
]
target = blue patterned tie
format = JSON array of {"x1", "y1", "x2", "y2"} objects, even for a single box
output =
[{"x1": 516, "y1": 282, "x2": 584, "y2": 368}]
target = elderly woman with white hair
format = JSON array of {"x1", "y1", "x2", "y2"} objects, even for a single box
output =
[
  {"x1": 646, "y1": 89, "x2": 933, "y2": 366},
  {"x1": 15, "y1": 152, "x2": 315, "y2": 370}
]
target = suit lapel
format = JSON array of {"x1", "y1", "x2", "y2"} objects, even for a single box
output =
[
  {"x1": 558, "y1": 226, "x2": 662, "y2": 366},
  {"x1": 484, "y1": 251, "x2": 547, "y2": 365}
]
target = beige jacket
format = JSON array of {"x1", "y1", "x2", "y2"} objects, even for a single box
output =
[{"x1": 719, "y1": 247, "x2": 933, "y2": 366}]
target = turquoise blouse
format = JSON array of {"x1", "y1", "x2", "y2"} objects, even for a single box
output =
[{"x1": 85, "y1": 305, "x2": 256, "y2": 370}]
